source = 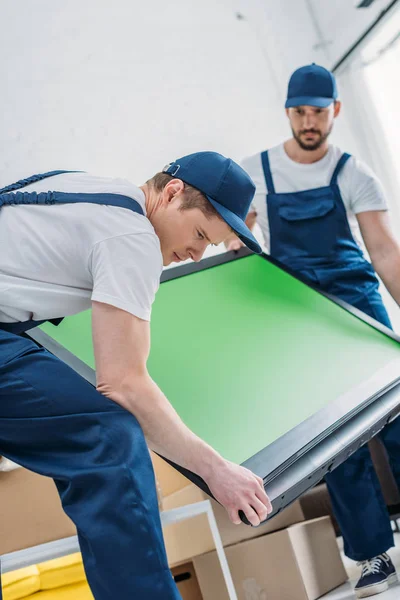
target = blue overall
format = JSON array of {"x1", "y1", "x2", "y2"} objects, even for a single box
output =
[
  {"x1": 262, "y1": 150, "x2": 400, "y2": 561},
  {"x1": 0, "y1": 172, "x2": 181, "y2": 599}
]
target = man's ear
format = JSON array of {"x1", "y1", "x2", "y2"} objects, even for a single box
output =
[
  {"x1": 334, "y1": 100, "x2": 341, "y2": 118},
  {"x1": 162, "y1": 179, "x2": 185, "y2": 205}
]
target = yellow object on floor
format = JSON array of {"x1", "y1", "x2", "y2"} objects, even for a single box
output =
[
  {"x1": 37, "y1": 553, "x2": 86, "y2": 590},
  {"x1": 23, "y1": 582, "x2": 94, "y2": 599},
  {"x1": 2, "y1": 553, "x2": 93, "y2": 600},
  {"x1": 1, "y1": 566, "x2": 40, "y2": 600}
]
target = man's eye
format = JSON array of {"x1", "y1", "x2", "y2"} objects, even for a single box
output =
[{"x1": 197, "y1": 230, "x2": 204, "y2": 240}]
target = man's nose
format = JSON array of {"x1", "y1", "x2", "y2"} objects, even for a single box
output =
[
  {"x1": 303, "y1": 114, "x2": 316, "y2": 129},
  {"x1": 190, "y1": 243, "x2": 207, "y2": 263}
]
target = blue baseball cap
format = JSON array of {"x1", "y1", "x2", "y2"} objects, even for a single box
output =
[
  {"x1": 163, "y1": 151, "x2": 261, "y2": 253},
  {"x1": 285, "y1": 63, "x2": 338, "y2": 108}
]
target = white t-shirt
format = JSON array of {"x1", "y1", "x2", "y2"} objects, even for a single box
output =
[
  {"x1": 241, "y1": 144, "x2": 388, "y2": 253},
  {"x1": 0, "y1": 172, "x2": 163, "y2": 324}
]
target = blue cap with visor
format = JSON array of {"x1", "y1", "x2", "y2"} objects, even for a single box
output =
[
  {"x1": 163, "y1": 151, "x2": 261, "y2": 254},
  {"x1": 285, "y1": 63, "x2": 338, "y2": 108}
]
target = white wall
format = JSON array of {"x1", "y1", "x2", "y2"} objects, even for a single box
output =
[
  {"x1": 0, "y1": 0, "x2": 377, "y2": 186},
  {"x1": 0, "y1": 0, "x2": 294, "y2": 186}
]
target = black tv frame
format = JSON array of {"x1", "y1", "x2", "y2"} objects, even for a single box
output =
[{"x1": 27, "y1": 250, "x2": 400, "y2": 525}]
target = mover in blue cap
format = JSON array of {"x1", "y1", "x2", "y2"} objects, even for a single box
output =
[
  {"x1": 0, "y1": 153, "x2": 270, "y2": 600},
  {"x1": 228, "y1": 64, "x2": 400, "y2": 598}
]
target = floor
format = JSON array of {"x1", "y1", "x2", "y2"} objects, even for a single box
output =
[{"x1": 322, "y1": 533, "x2": 400, "y2": 599}]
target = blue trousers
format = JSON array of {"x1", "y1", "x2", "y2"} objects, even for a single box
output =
[
  {"x1": 0, "y1": 330, "x2": 181, "y2": 599},
  {"x1": 324, "y1": 291, "x2": 400, "y2": 561}
]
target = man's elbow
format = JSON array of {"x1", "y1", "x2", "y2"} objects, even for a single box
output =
[
  {"x1": 370, "y1": 243, "x2": 400, "y2": 278},
  {"x1": 96, "y1": 369, "x2": 150, "y2": 411}
]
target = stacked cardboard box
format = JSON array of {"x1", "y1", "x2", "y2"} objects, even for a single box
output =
[
  {"x1": 153, "y1": 455, "x2": 348, "y2": 600},
  {"x1": 193, "y1": 517, "x2": 347, "y2": 600}
]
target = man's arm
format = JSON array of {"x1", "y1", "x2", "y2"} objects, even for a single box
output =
[
  {"x1": 357, "y1": 210, "x2": 400, "y2": 306},
  {"x1": 225, "y1": 211, "x2": 258, "y2": 251},
  {"x1": 92, "y1": 300, "x2": 272, "y2": 525}
]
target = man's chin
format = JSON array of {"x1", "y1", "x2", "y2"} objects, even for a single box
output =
[
  {"x1": 162, "y1": 253, "x2": 178, "y2": 267},
  {"x1": 299, "y1": 138, "x2": 323, "y2": 151},
  {"x1": 162, "y1": 251, "x2": 182, "y2": 266}
]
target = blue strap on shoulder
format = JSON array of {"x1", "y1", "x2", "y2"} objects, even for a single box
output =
[
  {"x1": 0, "y1": 171, "x2": 81, "y2": 194},
  {"x1": 0, "y1": 191, "x2": 144, "y2": 215},
  {"x1": 330, "y1": 153, "x2": 351, "y2": 186},
  {"x1": 260, "y1": 151, "x2": 276, "y2": 194}
]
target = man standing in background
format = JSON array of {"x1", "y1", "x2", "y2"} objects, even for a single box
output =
[{"x1": 228, "y1": 64, "x2": 400, "y2": 598}]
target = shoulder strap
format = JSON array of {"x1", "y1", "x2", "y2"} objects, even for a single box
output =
[
  {"x1": 330, "y1": 153, "x2": 351, "y2": 186},
  {"x1": 0, "y1": 170, "x2": 82, "y2": 194},
  {"x1": 0, "y1": 190, "x2": 144, "y2": 216},
  {"x1": 260, "y1": 151, "x2": 276, "y2": 194}
]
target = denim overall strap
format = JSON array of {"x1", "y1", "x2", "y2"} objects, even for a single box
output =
[
  {"x1": 0, "y1": 190, "x2": 145, "y2": 214},
  {"x1": 330, "y1": 153, "x2": 351, "y2": 185},
  {"x1": 0, "y1": 172, "x2": 145, "y2": 334},
  {"x1": 0, "y1": 170, "x2": 82, "y2": 194},
  {"x1": 260, "y1": 150, "x2": 275, "y2": 193}
]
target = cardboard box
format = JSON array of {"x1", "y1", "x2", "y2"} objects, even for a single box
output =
[
  {"x1": 163, "y1": 483, "x2": 305, "y2": 567},
  {"x1": 193, "y1": 517, "x2": 347, "y2": 600},
  {"x1": 0, "y1": 468, "x2": 76, "y2": 555},
  {"x1": 172, "y1": 562, "x2": 203, "y2": 600}
]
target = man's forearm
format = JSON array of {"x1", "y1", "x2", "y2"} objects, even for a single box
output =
[{"x1": 103, "y1": 375, "x2": 225, "y2": 480}]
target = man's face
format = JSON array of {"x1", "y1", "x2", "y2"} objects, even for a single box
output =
[
  {"x1": 152, "y1": 181, "x2": 232, "y2": 266},
  {"x1": 287, "y1": 102, "x2": 340, "y2": 151}
]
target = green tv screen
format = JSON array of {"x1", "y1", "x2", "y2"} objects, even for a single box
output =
[{"x1": 39, "y1": 254, "x2": 400, "y2": 466}]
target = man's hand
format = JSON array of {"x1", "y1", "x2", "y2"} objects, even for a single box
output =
[
  {"x1": 226, "y1": 237, "x2": 245, "y2": 252},
  {"x1": 205, "y1": 458, "x2": 272, "y2": 526},
  {"x1": 224, "y1": 211, "x2": 257, "y2": 252}
]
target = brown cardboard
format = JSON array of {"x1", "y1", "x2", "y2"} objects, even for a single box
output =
[
  {"x1": 163, "y1": 483, "x2": 305, "y2": 566},
  {"x1": 0, "y1": 468, "x2": 76, "y2": 555},
  {"x1": 193, "y1": 517, "x2": 347, "y2": 600},
  {"x1": 163, "y1": 509, "x2": 213, "y2": 568},
  {"x1": 171, "y1": 562, "x2": 203, "y2": 600}
]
